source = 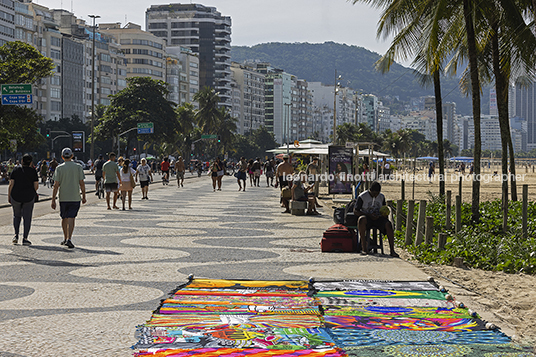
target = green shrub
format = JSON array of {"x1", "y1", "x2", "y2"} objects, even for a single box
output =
[{"x1": 394, "y1": 195, "x2": 536, "y2": 275}]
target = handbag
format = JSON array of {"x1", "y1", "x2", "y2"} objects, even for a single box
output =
[{"x1": 130, "y1": 173, "x2": 136, "y2": 188}]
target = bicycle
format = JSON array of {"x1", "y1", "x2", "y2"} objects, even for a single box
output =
[{"x1": 97, "y1": 179, "x2": 105, "y2": 199}]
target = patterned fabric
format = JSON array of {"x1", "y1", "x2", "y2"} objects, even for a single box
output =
[
  {"x1": 323, "y1": 306, "x2": 474, "y2": 319},
  {"x1": 313, "y1": 281, "x2": 439, "y2": 292},
  {"x1": 132, "y1": 279, "x2": 535, "y2": 357}
]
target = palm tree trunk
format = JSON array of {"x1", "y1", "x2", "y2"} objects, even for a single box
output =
[
  {"x1": 508, "y1": 138, "x2": 518, "y2": 201},
  {"x1": 433, "y1": 70, "x2": 445, "y2": 198},
  {"x1": 491, "y1": 23, "x2": 509, "y2": 231},
  {"x1": 464, "y1": 0, "x2": 481, "y2": 222}
]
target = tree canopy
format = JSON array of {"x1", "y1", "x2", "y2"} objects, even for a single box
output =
[{"x1": 0, "y1": 41, "x2": 54, "y2": 152}]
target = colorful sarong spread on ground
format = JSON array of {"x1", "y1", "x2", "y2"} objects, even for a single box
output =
[{"x1": 133, "y1": 279, "x2": 535, "y2": 357}]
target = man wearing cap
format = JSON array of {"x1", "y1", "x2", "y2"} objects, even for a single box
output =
[
  {"x1": 51, "y1": 148, "x2": 86, "y2": 249},
  {"x1": 175, "y1": 156, "x2": 185, "y2": 187}
]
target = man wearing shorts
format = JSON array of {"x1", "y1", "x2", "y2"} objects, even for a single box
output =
[
  {"x1": 175, "y1": 156, "x2": 185, "y2": 187},
  {"x1": 237, "y1": 157, "x2": 248, "y2": 191},
  {"x1": 136, "y1": 158, "x2": 153, "y2": 199},
  {"x1": 354, "y1": 181, "x2": 399, "y2": 257},
  {"x1": 102, "y1": 152, "x2": 121, "y2": 210},
  {"x1": 51, "y1": 148, "x2": 86, "y2": 249},
  {"x1": 161, "y1": 157, "x2": 170, "y2": 184}
]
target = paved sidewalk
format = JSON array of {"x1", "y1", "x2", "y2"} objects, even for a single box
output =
[{"x1": 0, "y1": 175, "x2": 428, "y2": 356}]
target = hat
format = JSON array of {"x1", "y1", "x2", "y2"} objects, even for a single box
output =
[
  {"x1": 283, "y1": 154, "x2": 289, "y2": 159},
  {"x1": 62, "y1": 147, "x2": 73, "y2": 158}
]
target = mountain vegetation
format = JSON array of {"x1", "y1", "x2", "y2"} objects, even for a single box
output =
[{"x1": 231, "y1": 41, "x2": 482, "y2": 115}]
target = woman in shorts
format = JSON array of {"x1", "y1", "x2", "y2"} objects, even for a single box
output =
[{"x1": 119, "y1": 159, "x2": 136, "y2": 210}]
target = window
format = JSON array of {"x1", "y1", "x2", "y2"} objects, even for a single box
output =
[
  {"x1": 189, "y1": 62, "x2": 198, "y2": 68},
  {"x1": 51, "y1": 87, "x2": 60, "y2": 98},
  {"x1": 118, "y1": 69, "x2": 127, "y2": 76},
  {"x1": 50, "y1": 36, "x2": 61, "y2": 47},
  {"x1": 50, "y1": 76, "x2": 60, "y2": 85},
  {"x1": 117, "y1": 79, "x2": 127, "y2": 87},
  {"x1": 100, "y1": 76, "x2": 111, "y2": 84},
  {"x1": 101, "y1": 87, "x2": 111, "y2": 95},
  {"x1": 50, "y1": 49, "x2": 61, "y2": 60},
  {"x1": 100, "y1": 53, "x2": 111, "y2": 62},
  {"x1": 51, "y1": 101, "x2": 61, "y2": 112}
]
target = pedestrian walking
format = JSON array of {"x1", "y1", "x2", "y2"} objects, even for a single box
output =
[
  {"x1": 215, "y1": 157, "x2": 224, "y2": 191},
  {"x1": 264, "y1": 158, "x2": 275, "y2": 187},
  {"x1": 175, "y1": 156, "x2": 185, "y2": 187},
  {"x1": 119, "y1": 159, "x2": 136, "y2": 210},
  {"x1": 102, "y1": 152, "x2": 121, "y2": 210},
  {"x1": 93, "y1": 154, "x2": 105, "y2": 195},
  {"x1": 136, "y1": 158, "x2": 153, "y2": 199},
  {"x1": 236, "y1": 157, "x2": 248, "y2": 191},
  {"x1": 51, "y1": 148, "x2": 86, "y2": 249},
  {"x1": 252, "y1": 157, "x2": 262, "y2": 187},
  {"x1": 161, "y1": 157, "x2": 170, "y2": 184},
  {"x1": 9, "y1": 154, "x2": 39, "y2": 245},
  {"x1": 209, "y1": 159, "x2": 219, "y2": 192}
]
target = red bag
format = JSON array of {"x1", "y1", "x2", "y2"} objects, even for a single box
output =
[{"x1": 321, "y1": 224, "x2": 357, "y2": 252}]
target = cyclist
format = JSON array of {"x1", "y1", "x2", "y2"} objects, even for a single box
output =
[{"x1": 93, "y1": 155, "x2": 105, "y2": 195}]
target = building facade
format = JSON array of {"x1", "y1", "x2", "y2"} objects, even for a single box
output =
[
  {"x1": 230, "y1": 62, "x2": 265, "y2": 135},
  {"x1": 146, "y1": 3, "x2": 232, "y2": 108},
  {"x1": 165, "y1": 46, "x2": 200, "y2": 106}
]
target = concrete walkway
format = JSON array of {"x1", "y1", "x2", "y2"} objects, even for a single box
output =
[{"x1": 0, "y1": 175, "x2": 427, "y2": 357}]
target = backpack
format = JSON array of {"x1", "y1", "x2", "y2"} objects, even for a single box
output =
[{"x1": 344, "y1": 199, "x2": 359, "y2": 227}]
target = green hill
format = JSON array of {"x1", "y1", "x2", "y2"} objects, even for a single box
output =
[{"x1": 231, "y1": 42, "x2": 483, "y2": 116}]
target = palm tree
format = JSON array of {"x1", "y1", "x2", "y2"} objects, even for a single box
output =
[{"x1": 193, "y1": 87, "x2": 222, "y2": 134}]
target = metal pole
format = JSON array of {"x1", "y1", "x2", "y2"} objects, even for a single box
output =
[
  {"x1": 89, "y1": 14, "x2": 100, "y2": 164},
  {"x1": 333, "y1": 69, "x2": 339, "y2": 144},
  {"x1": 284, "y1": 103, "x2": 291, "y2": 155}
]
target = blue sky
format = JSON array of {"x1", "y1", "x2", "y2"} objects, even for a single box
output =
[{"x1": 34, "y1": 0, "x2": 393, "y2": 56}]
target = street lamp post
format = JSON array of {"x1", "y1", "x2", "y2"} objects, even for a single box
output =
[
  {"x1": 89, "y1": 14, "x2": 100, "y2": 164},
  {"x1": 284, "y1": 103, "x2": 292, "y2": 155},
  {"x1": 333, "y1": 70, "x2": 341, "y2": 144}
]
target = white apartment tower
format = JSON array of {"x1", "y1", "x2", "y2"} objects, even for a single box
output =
[
  {"x1": 146, "y1": 3, "x2": 232, "y2": 108},
  {"x1": 230, "y1": 62, "x2": 265, "y2": 134}
]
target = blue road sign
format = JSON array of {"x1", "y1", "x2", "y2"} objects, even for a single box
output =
[
  {"x1": 137, "y1": 128, "x2": 154, "y2": 134},
  {"x1": 1, "y1": 94, "x2": 33, "y2": 105}
]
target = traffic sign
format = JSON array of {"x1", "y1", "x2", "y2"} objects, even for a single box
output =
[
  {"x1": 137, "y1": 122, "x2": 154, "y2": 134},
  {"x1": 201, "y1": 134, "x2": 217, "y2": 139},
  {"x1": 1, "y1": 94, "x2": 33, "y2": 105},
  {"x1": 1, "y1": 84, "x2": 32, "y2": 95}
]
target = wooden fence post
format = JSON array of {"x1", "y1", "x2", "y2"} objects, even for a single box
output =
[
  {"x1": 523, "y1": 185, "x2": 528, "y2": 239},
  {"x1": 458, "y1": 176, "x2": 462, "y2": 198},
  {"x1": 446, "y1": 190, "x2": 452, "y2": 230},
  {"x1": 425, "y1": 216, "x2": 434, "y2": 245},
  {"x1": 396, "y1": 199, "x2": 403, "y2": 231},
  {"x1": 415, "y1": 200, "x2": 427, "y2": 246},
  {"x1": 405, "y1": 200, "x2": 415, "y2": 246},
  {"x1": 401, "y1": 179, "x2": 405, "y2": 201},
  {"x1": 438, "y1": 233, "x2": 447, "y2": 250},
  {"x1": 455, "y1": 195, "x2": 462, "y2": 233}
]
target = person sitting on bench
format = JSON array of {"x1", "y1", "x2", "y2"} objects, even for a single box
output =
[
  {"x1": 292, "y1": 171, "x2": 320, "y2": 215},
  {"x1": 354, "y1": 181, "x2": 399, "y2": 257}
]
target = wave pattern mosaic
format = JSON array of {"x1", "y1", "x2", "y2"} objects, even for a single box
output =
[{"x1": 133, "y1": 278, "x2": 535, "y2": 356}]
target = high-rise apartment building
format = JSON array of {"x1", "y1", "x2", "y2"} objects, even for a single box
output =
[
  {"x1": 165, "y1": 46, "x2": 200, "y2": 106},
  {"x1": 146, "y1": 3, "x2": 232, "y2": 108},
  {"x1": 0, "y1": 0, "x2": 14, "y2": 45},
  {"x1": 511, "y1": 82, "x2": 536, "y2": 150},
  {"x1": 264, "y1": 70, "x2": 293, "y2": 144},
  {"x1": 100, "y1": 22, "x2": 165, "y2": 81},
  {"x1": 230, "y1": 62, "x2": 265, "y2": 135}
]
